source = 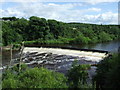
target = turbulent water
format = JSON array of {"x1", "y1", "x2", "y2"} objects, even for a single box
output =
[
  {"x1": 1, "y1": 47, "x2": 108, "y2": 70},
  {"x1": 23, "y1": 47, "x2": 108, "y2": 62}
]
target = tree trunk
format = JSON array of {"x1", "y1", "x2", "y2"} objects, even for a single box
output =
[{"x1": 19, "y1": 42, "x2": 24, "y2": 72}]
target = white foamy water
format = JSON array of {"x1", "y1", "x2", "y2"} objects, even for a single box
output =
[
  {"x1": 23, "y1": 47, "x2": 108, "y2": 62},
  {"x1": 0, "y1": 47, "x2": 108, "y2": 71}
]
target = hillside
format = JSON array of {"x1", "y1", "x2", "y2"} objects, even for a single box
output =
[{"x1": 1, "y1": 16, "x2": 120, "y2": 46}]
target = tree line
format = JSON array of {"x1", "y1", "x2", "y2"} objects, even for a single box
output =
[{"x1": 1, "y1": 16, "x2": 120, "y2": 46}]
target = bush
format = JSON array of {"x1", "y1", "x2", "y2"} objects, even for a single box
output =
[
  {"x1": 24, "y1": 40, "x2": 37, "y2": 45},
  {"x1": 70, "y1": 35, "x2": 91, "y2": 44},
  {"x1": 94, "y1": 53, "x2": 120, "y2": 89},
  {"x1": 12, "y1": 44, "x2": 21, "y2": 49},
  {"x1": 67, "y1": 60, "x2": 91, "y2": 88},
  {"x1": 98, "y1": 32, "x2": 112, "y2": 42},
  {"x1": 2, "y1": 65, "x2": 67, "y2": 88}
]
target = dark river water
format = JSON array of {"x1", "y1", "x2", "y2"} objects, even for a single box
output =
[
  {"x1": 37, "y1": 40, "x2": 120, "y2": 53},
  {"x1": 70, "y1": 40, "x2": 120, "y2": 53},
  {"x1": 2, "y1": 40, "x2": 120, "y2": 66}
]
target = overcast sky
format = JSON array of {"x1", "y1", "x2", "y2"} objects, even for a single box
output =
[{"x1": 1, "y1": 0, "x2": 119, "y2": 24}]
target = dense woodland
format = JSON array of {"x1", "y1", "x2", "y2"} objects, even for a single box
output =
[{"x1": 1, "y1": 16, "x2": 120, "y2": 46}]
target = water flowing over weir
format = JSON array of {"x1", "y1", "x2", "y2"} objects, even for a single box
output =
[
  {"x1": 23, "y1": 47, "x2": 108, "y2": 62},
  {"x1": 1, "y1": 47, "x2": 108, "y2": 70}
]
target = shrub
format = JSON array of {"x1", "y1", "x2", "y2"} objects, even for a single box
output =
[
  {"x1": 2, "y1": 65, "x2": 67, "y2": 88},
  {"x1": 67, "y1": 60, "x2": 91, "y2": 88},
  {"x1": 70, "y1": 35, "x2": 91, "y2": 44},
  {"x1": 93, "y1": 53, "x2": 120, "y2": 89}
]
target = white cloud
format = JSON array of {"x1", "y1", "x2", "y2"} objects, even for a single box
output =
[
  {"x1": 1, "y1": 3, "x2": 82, "y2": 19},
  {"x1": 1, "y1": 0, "x2": 119, "y2": 3},
  {"x1": 1, "y1": 0, "x2": 40, "y2": 2},
  {"x1": 86, "y1": 0, "x2": 119, "y2": 5},
  {"x1": 1, "y1": 2, "x2": 118, "y2": 24},
  {"x1": 87, "y1": 8, "x2": 101, "y2": 12},
  {"x1": 83, "y1": 12, "x2": 118, "y2": 24}
]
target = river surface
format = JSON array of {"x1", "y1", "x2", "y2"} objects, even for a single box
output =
[
  {"x1": 38, "y1": 40, "x2": 120, "y2": 53},
  {"x1": 1, "y1": 40, "x2": 120, "y2": 83},
  {"x1": 82, "y1": 40, "x2": 120, "y2": 53},
  {"x1": 2, "y1": 40, "x2": 120, "y2": 66}
]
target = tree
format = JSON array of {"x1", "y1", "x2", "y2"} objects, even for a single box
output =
[
  {"x1": 70, "y1": 34, "x2": 91, "y2": 44},
  {"x1": 2, "y1": 22, "x2": 23, "y2": 45},
  {"x1": 94, "y1": 53, "x2": 120, "y2": 89},
  {"x1": 2, "y1": 65, "x2": 68, "y2": 88},
  {"x1": 29, "y1": 16, "x2": 51, "y2": 40},
  {"x1": 98, "y1": 32, "x2": 112, "y2": 42},
  {"x1": 67, "y1": 60, "x2": 90, "y2": 88},
  {"x1": 2, "y1": 17, "x2": 18, "y2": 21},
  {"x1": 2, "y1": 16, "x2": 120, "y2": 46}
]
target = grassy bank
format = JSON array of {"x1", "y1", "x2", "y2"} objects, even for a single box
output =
[{"x1": 23, "y1": 37, "x2": 118, "y2": 46}]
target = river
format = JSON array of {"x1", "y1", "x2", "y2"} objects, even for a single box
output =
[
  {"x1": 82, "y1": 40, "x2": 120, "y2": 53},
  {"x1": 23, "y1": 40, "x2": 120, "y2": 53},
  {"x1": 1, "y1": 40, "x2": 120, "y2": 83},
  {"x1": 38, "y1": 40, "x2": 120, "y2": 53},
  {"x1": 2, "y1": 40, "x2": 120, "y2": 66}
]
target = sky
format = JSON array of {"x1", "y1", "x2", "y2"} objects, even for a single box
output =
[{"x1": 0, "y1": 0, "x2": 119, "y2": 24}]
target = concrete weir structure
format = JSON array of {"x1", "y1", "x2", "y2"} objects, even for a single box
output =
[
  {"x1": 23, "y1": 47, "x2": 108, "y2": 62},
  {"x1": 0, "y1": 47, "x2": 108, "y2": 71}
]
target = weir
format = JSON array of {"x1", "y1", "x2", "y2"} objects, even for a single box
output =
[
  {"x1": 23, "y1": 47, "x2": 108, "y2": 62},
  {"x1": 21, "y1": 47, "x2": 109, "y2": 77},
  {"x1": 1, "y1": 47, "x2": 109, "y2": 73}
]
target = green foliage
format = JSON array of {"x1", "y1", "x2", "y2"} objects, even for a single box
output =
[
  {"x1": 67, "y1": 60, "x2": 91, "y2": 88},
  {"x1": 2, "y1": 17, "x2": 18, "y2": 21},
  {"x1": 70, "y1": 35, "x2": 91, "y2": 44},
  {"x1": 2, "y1": 65, "x2": 67, "y2": 88},
  {"x1": 18, "y1": 67, "x2": 67, "y2": 88},
  {"x1": 2, "y1": 78, "x2": 19, "y2": 88},
  {"x1": 24, "y1": 40, "x2": 38, "y2": 45},
  {"x1": 12, "y1": 63, "x2": 28, "y2": 72},
  {"x1": 29, "y1": 16, "x2": 51, "y2": 40},
  {"x1": 94, "y1": 53, "x2": 120, "y2": 89},
  {"x1": 2, "y1": 16, "x2": 120, "y2": 46},
  {"x1": 2, "y1": 21, "x2": 23, "y2": 46},
  {"x1": 98, "y1": 32, "x2": 112, "y2": 42},
  {"x1": 12, "y1": 44, "x2": 21, "y2": 49}
]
